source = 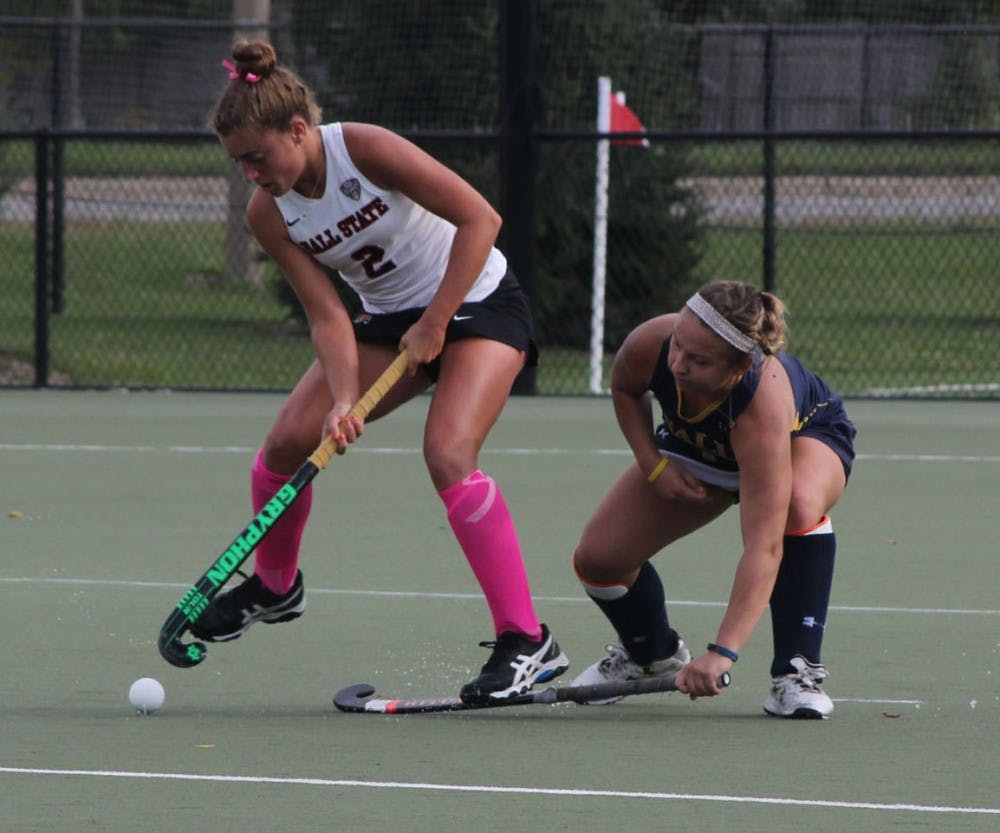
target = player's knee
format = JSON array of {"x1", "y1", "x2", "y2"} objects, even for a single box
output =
[
  {"x1": 572, "y1": 547, "x2": 598, "y2": 583},
  {"x1": 573, "y1": 545, "x2": 624, "y2": 586},
  {"x1": 785, "y1": 486, "x2": 827, "y2": 534},
  {"x1": 262, "y1": 428, "x2": 312, "y2": 472},
  {"x1": 423, "y1": 434, "x2": 477, "y2": 488}
]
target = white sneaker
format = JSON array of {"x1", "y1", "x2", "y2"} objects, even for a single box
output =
[
  {"x1": 764, "y1": 655, "x2": 833, "y2": 719},
  {"x1": 570, "y1": 640, "x2": 691, "y2": 705}
]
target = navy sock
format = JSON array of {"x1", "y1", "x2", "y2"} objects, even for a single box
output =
[
  {"x1": 769, "y1": 526, "x2": 836, "y2": 676},
  {"x1": 584, "y1": 562, "x2": 678, "y2": 666}
]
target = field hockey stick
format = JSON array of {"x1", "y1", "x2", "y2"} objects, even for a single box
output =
[
  {"x1": 157, "y1": 350, "x2": 410, "y2": 669},
  {"x1": 334, "y1": 672, "x2": 730, "y2": 714}
]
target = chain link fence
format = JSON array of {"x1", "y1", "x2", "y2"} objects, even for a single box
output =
[{"x1": 2, "y1": 4, "x2": 998, "y2": 397}]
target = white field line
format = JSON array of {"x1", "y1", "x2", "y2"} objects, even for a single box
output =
[
  {"x1": 0, "y1": 767, "x2": 996, "y2": 816},
  {"x1": 862, "y1": 382, "x2": 1000, "y2": 396},
  {"x1": 833, "y1": 698, "x2": 923, "y2": 705},
  {"x1": 0, "y1": 442, "x2": 998, "y2": 464},
  {"x1": 0, "y1": 577, "x2": 996, "y2": 617}
]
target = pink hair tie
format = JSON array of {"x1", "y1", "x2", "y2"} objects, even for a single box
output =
[{"x1": 221, "y1": 59, "x2": 260, "y2": 83}]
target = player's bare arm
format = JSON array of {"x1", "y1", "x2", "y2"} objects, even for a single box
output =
[
  {"x1": 717, "y1": 362, "x2": 795, "y2": 643},
  {"x1": 610, "y1": 316, "x2": 674, "y2": 475},
  {"x1": 342, "y1": 123, "x2": 502, "y2": 371},
  {"x1": 247, "y1": 190, "x2": 362, "y2": 446},
  {"x1": 612, "y1": 315, "x2": 711, "y2": 502},
  {"x1": 676, "y1": 361, "x2": 794, "y2": 697}
]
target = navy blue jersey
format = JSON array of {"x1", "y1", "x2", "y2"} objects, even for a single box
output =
[{"x1": 649, "y1": 338, "x2": 856, "y2": 490}]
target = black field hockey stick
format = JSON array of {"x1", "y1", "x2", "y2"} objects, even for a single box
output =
[
  {"x1": 333, "y1": 672, "x2": 730, "y2": 714},
  {"x1": 157, "y1": 350, "x2": 410, "y2": 669}
]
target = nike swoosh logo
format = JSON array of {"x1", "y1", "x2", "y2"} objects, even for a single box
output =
[
  {"x1": 452, "y1": 315, "x2": 473, "y2": 321},
  {"x1": 286, "y1": 217, "x2": 302, "y2": 227}
]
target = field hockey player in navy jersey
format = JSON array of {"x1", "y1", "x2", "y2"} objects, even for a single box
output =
[{"x1": 570, "y1": 280, "x2": 856, "y2": 718}]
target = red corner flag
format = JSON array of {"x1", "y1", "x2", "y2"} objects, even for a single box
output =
[{"x1": 609, "y1": 91, "x2": 649, "y2": 147}]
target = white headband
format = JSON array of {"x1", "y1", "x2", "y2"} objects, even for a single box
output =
[{"x1": 685, "y1": 293, "x2": 757, "y2": 354}]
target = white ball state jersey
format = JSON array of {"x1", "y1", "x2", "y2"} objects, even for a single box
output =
[{"x1": 274, "y1": 123, "x2": 507, "y2": 313}]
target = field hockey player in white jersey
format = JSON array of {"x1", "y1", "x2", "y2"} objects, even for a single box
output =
[{"x1": 191, "y1": 40, "x2": 568, "y2": 705}]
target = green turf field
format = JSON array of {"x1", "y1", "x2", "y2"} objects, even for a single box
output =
[{"x1": 1, "y1": 391, "x2": 997, "y2": 832}]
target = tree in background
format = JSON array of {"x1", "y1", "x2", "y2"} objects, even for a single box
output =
[
  {"x1": 530, "y1": 2, "x2": 704, "y2": 352},
  {"x1": 281, "y1": 0, "x2": 705, "y2": 354}
]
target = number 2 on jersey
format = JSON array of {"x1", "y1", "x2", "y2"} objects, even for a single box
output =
[{"x1": 352, "y1": 245, "x2": 397, "y2": 279}]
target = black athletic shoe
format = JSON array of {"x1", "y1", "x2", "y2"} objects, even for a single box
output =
[
  {"x1": 460, "y1": 623, "x2": 569, "y2": 705},
  {"x1": 190, "y1": 571, "x2": 305, "y2": 642}
]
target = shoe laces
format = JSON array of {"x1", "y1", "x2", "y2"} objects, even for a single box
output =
[
  {"x1": 597, "y1": 644, "x2": 642, "y2": 677},
  {"x1": 221, "y1": 574, "x2": 264, "y2": 603},
  {"x1": 597, "y1": 643, "x2": 684, "y2": 678},
  {"x1": 784, "y1": 656, "x2": 829, "y2": 691},
  {"x1": 476, "y1": 632, "x2": 532, "y2": 673}
]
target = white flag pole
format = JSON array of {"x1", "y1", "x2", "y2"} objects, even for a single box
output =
[{"x1": 590, "y1": 76, "x2": 611, "y2": 395}]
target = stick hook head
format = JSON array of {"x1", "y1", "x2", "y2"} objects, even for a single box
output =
[{"x1": 158, "y1": 632, "x2": 207, "y2": 668}]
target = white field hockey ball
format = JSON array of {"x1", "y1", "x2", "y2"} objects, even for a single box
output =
[{"x1": 129, "y1": 677, "x2": 165, "y2": 715}]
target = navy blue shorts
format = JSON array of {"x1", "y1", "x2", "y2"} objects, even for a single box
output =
[
  {"x1": 794, "y1": 399, "x2": 857, "y2": 481},
  {"x1": 351, "y1": 271, "x2": 538, "y2": 382}
]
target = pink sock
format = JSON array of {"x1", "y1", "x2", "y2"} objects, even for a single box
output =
[
  {"x1": 439, "y1": 470, "x2": 541, "y2": 640},
  {"x1": 251, "y1": 448, "x2": 312, "y2": 594}
]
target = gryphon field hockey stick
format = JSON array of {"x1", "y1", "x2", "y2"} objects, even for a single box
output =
[
  {"x1": 333, "y1": 672, "x2": 730, "y2": 714},
  {"x1": 157, "y1": 350, "x2": 410, "y2": 669}
]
